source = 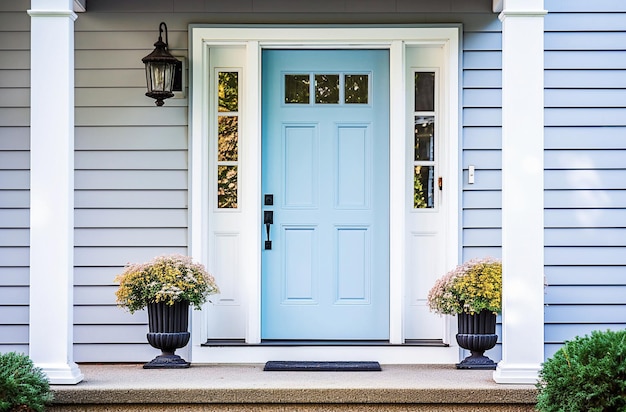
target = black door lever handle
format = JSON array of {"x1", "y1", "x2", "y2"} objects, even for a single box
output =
[{"x1": 264, "y1": 211, "x2": 273, "y2": 250}]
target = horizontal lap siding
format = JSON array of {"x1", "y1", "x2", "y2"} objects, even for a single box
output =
[
  {"x1": 72, "y1": 1, "x2": 497, "y2": 362},
  {"x1": 4, "y1": 0, "x2": 500, "y2": 362},
  {"x1": 462, "y1": 24, "x2": 502, "y2": 262},
  {"x1": 74, "y1": 15, "x2": 189, "y2": 361},
  {"x1": 544, "y1": 0, "x2": 626, "y2": 359},
  {"x1": 461, "y1": 19, "x2": 503, "y2": 363},
  {"x1": 0, "y1": 1, "x2": 29, "y2": 356}
]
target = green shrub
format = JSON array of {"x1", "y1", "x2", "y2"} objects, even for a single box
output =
[
  {"x1": 536, "y1": 329, "x2": 626, "y2": 412},
  {"x1": 0, "y1": 352, "x2": 53, "y2": 412}
]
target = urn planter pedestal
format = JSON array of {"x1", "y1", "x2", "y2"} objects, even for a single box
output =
[
  {"x1": 456, "y1": 310, "x2": 498, "y2": 370},
  {"x1": 144, "y1": 301, "x2": 190, "y2": 369}
]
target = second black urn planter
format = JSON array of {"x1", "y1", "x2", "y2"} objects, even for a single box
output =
[
  {"x1": 144, "y1": 301, "x2": 191, "y2": 369},
  {"x1": 456, "y1": 309, "x2": 498, "y2": 370}
]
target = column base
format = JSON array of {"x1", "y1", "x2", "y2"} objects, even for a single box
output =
[
  {"x1": 37, "y1": 362, "x2": 84, "y2": 385},
  {"x1": 493, "y1": 361, "x2": 541, "y2": 384}
]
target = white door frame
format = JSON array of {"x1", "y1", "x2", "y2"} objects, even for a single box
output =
[{"x1": 189, "y1": 26, "x2": 460, "y2": 363}]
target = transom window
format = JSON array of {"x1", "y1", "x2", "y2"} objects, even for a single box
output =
[{"x1": 285, "y1": 73, "x2": 369, "y2": 105}]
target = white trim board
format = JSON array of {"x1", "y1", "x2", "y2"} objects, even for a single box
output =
[{"x1": 188, "y1": 26, "x2": 460, "y2": 364}]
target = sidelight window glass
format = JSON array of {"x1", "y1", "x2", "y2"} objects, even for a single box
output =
[
  {"x1": 217, "y1": 71, "x2": 240, "y2": 208},
  {"x1": 413, "y1": 72, "x2": 436, "y2": 209}
]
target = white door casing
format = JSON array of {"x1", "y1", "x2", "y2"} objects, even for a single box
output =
[{"x1": 189, "y1": 26, "x2": 460, "y2": 364}]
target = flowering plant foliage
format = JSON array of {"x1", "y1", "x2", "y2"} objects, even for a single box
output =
[
  {"x1": 114, "y1": 254, "x2": 219, "y2": 314},
  {"x1": 427, "y1": 257, "x2": 502, "y2": 315}
]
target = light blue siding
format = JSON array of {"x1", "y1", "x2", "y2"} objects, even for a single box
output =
[
  {"x1": 65, "y1": 2, "x2": 505, "y2": 362},
  {"x1": 462, "y1": 0, "x2": 626, "y2": 362},
  {"x1": 545, "y1": 190, "x2": 626, "y2": 209},
  {"x1": 461, "y1": 17, "x2": 503, "y2": 275},
  {"x1": 543, "y1": 0, "x2": 626, "y2": 357},
  {"x1": 545, "y1": 13, "x2": 626, "y2": 31},
  {"x1": 71, "y1": 9, "x2": 191, "y2": 362},
  {"x1": 545, "y1": 127, "x2": 626, "y2": 149},
  {"x1": 545, "y1": 70, "x2": 626, "y2": 88},
  {"x1": 463, "y1": 127, "x2": 501, "y2": 149},
  {"x1": 3, "y1": 0, "x2": 624, "y2": 364},
  {"x1": 0, "y1": 1, "x2": 30, "y2": 355},
  {"x1": 546, "y1": 89, "x2": 626, "y2": 107}
]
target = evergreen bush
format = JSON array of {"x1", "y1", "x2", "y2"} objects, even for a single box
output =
[
  {"x1": 536, "y1": 329, "x2": 626, "y2": 412},
  {"x1": 0, "y1": 352, "x2": 52, "y2": 412}
]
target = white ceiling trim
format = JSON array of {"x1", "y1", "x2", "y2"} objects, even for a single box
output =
[{"x1": 493, "y1": 0, "x2": 503, "y2": 13}]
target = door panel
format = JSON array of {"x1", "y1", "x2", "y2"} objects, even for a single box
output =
[{"x1": 261, "y1": 49, "x2": 389, "y2": 340}]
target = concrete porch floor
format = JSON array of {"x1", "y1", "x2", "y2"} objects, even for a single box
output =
[{"x1": 49, "y1": 363, "x2": 538, "y2": 411}]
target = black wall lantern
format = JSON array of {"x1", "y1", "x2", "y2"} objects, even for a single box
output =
[{"x1": 142, "y1": 22, "x2": 179, "y2": 106}]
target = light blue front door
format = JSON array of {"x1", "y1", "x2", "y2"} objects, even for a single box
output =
[{"x1": 261, "y1": 50, "x2": 389, "y2": 340}]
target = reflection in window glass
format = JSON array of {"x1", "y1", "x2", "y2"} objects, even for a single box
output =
[
  {"x1": 218, "y1": 116, "x2": 238, "y2": 162},
  {"x1": 414, "y1": 116, "x2": 434, "y2": 161},
  {"x1": 414, "y1": 72, "x2": 435, "y2": 112},
  {"x1": 315, "y1": 74, "x2": 340, "y2": 104},
  {"x1": 217, "y1": 70, "x2": 239, "y2": 209},
  {"x1": 345, "y1": 74, "x2": 369, "y2": 104},
  {"x1": 218, "y1": 72, "x2": 238, "y2": 112},
  {"x1": 414, "y1": 165, "x2": 434, "y2": 209},
  {"x1": 218, "y1": 165, "x2": 238, "y2": 209},
  {"x1": 285, "y1": 74, "x2": 310, "y2": 104}
]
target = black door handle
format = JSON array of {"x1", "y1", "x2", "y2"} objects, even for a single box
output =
[{"x1": 264, "y1": 211, "x2": 273, "y2": 250}]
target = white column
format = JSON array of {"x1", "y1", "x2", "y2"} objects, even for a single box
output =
[
  {"x1": 28, "y1": 0, "x2": 83, "y2": 384},
  {"x1": 493, "y1": 0, "x2": 546, "y2": 384}
]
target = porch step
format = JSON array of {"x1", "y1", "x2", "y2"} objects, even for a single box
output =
[{"x1": 49, "y1": 364, "x2": 537, "y2": 411}]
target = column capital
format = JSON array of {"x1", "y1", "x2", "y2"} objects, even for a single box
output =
[
  {"x1": 30, "y1": 0, "x2": 74, "y2": 11},
  {"x1": 27, "y1": 10, "x2": 78, "y2": 20},
  {"x1": 494, "y1": 0, "x2": 547, "y2": 13}
]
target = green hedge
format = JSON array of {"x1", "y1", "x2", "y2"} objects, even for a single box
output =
[
  {"x1": 0, "y1": 352, "x2": 52, "y2": 412},
  {"x1": 536, "y1": 329, "x2": 626, "y2": 412}
]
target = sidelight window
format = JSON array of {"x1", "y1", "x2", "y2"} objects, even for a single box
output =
[
  {"x1": 413, "y1": 72, "x2": 436, "y2": 209},
  {"x1": 217, "y1": 71, "x2": 240, "y2": 209}
]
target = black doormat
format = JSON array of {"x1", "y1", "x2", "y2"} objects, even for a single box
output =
[{"x1": 263, "y1": 361, "x2": 381, "y2": 371}]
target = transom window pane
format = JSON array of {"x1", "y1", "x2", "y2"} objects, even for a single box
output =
[
  {"x1": 414, "y1": 72, "x2": 434, "y2": 112},
  {"x1": 345, "y1": 74, "x2": 368, "y2": 104},
  {"x1": 285, "y1": 74, "x2": 310, "y2": 104},
  {"x1": 285, "y1": 73, "x2": 371, "y2": 105},
  {"x1": 218, "y1": 72, "x2": 238, "y2": 112},
  {"x1": 414, "y1": 116, "x2": 434, "y2": 162},
  {"x1": 315, "y1": 74, "x2": 340, "y2": 104}
]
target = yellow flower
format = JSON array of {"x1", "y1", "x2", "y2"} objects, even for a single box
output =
[
  {"x1": 114, "y1": 254, "x2": 220, "y2": 314},
  {"x1": 427, "y1": 258, "x2": 502, "y2": 315}
]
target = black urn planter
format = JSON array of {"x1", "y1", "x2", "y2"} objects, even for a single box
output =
[
  {"x1": 456, "y1": 309, "x2": 498, "y2": 370},
  {"x1": 144, "y1": 301, "x2": 191, "y2": 369}
]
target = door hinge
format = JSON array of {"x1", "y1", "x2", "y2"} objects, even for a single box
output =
[{"x1": 438, "y1": 176, "x2": 443, "y2": 191}]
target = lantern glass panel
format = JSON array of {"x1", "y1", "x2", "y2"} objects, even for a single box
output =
[{"x1": 146, "y1": 61, "x2": 175, "y2": 93}]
